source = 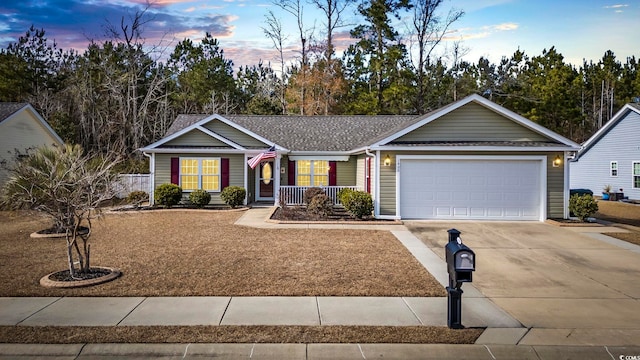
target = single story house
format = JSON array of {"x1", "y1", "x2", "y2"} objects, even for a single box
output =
[
  {"x1": 141, "y1": 94, "x2": 580, "y2": 221},
  {"x1": 0, "y1": 103, "x2": 64, "y2": 186},
  {"x1": 570, "y1": 102, "x2": 640, "y2": 200}
]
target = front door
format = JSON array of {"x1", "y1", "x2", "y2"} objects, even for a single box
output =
[{"x1": 256, "y1": 161, "x2": 274, "y2": 201}]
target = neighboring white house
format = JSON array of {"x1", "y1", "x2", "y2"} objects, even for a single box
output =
[
  {"x1": 570, "y1": 103, "x2": 640, "y2": 200},
  {"x1": 0, "y1": 103, "x2": 64, "y2": 186}
]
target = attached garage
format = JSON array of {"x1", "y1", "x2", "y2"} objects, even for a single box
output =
[{"x1": 397, "y1": 156, "x2": 546, "y2": 220}]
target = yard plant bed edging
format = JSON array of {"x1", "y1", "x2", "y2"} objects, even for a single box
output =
[{"x1": 40, "y1": 266, "x2": 121, "y2": 288}]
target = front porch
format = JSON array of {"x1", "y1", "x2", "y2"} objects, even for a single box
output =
[{"x1": 278, "y1": 186, "x2": 361, "y2": 205}]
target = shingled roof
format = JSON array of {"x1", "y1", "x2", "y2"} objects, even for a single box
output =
[
  {"x1": 0, "y1": 103, "x2": 28, "y2": 123},
  {"x1": 165, "y1": 114, "x2": 423, "y2": 152}
]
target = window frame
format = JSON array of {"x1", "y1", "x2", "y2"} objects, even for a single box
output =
[
  {"x1": 633, "y1": 161, "x2": 640, "y2": 189},
  {"x1": 296, "y1": 160, "x2": 329, "y2": 187},
  {"x1": 610, "y1": 161, "x2": 618, "y2": 177},
  {"x1": 179, "y1": 157, "x2": 221, "y2": 192}
]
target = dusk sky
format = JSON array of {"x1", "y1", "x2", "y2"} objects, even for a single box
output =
[{"x1": 0, "y1": 0, "x2": 637, "y2": 70}]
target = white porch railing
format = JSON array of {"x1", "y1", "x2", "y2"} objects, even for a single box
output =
[
  {"x1": 116, "y1": 174, "x2": 151, "y2": 198},
  {"x1": 279, "y1": 186, "x2": 361, "y2": 205}
]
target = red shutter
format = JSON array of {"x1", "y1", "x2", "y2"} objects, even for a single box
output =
[
  {"x1": 170, "y1": 157, "x2": 179, "y2": 185},
  {"x1": 221, "y1": 158, "x2": 229, "y2": 190},
  {"x1": 288, "y1": 160, "x2": 296, "y2": 185},
  {"x1": 329, "y1": 161, "x2": 337, "y2": 186}
]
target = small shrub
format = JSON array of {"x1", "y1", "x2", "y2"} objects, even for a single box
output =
[
  {"x1": 221, "y1": 186, "x2": 246, "y2": 208},
  {"x1": 126, "y1": 190, "x2": 148, "y2": 205},
  {"x1": 307, "y1": 193, "x2": 333, "y2": 218},
  {"x1": 154, "y1": 183, "x2": 182, "y2": 208},
  {"x1": 337, "y1": 188, "x2": 355, "y2": 205},
  {"x1": 303, "y1": 187, "x2": 325, "y2": 205},
  {"x1": 569, "y1": 194, "x2": 598, "y2": 222},
  {"x1": 342, "y1": 190, "x2": 373, "y2": 219},
  {"x1": 189, "y1": 189, "x2": 211, "y2": 208}
]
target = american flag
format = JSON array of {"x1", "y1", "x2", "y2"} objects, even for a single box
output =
[{"x1": 247, "y1": 146, "x2": 277, "y2": 169}]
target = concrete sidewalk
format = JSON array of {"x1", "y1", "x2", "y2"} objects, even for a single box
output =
[{"x1": 2, "y1": 342, "x2": 640, "y2": 359}]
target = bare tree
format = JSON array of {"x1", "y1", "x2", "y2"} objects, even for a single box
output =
[
  {"x1": 1, "y1": 144, "x2": 120, "y2": 278},
  {"x1": 273, "y1": 0, "x2": 315, "y2": 114},
  {"x1": 309, "y1": 0, "x2": 355, "y2": 59},
  {"x1": 409, "y1": 0, "x2": 464, "y2": 113},
  {"x1": 262, "y1": 10, "x2": 288, "y2": 114}
]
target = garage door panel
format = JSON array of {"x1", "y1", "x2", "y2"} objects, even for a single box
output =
[{"x1": 399, "y1": 159, "x2": 542, "y2": 220}]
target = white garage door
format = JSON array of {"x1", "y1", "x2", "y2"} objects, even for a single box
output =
[{"x1": 399, "y1": 158, "x2": 543, "y2": 220}]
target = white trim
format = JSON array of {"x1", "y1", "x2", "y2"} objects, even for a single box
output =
[
  {"x1": 147, "y1": 152, "x2": 155, "y2": 205},
  {"x1": 140, "y1": 114, "x2": 288, "y2": 152},
  {"x1": 178, "y1": 157, "x2": 222, "y2": 192},
  {"x1": 371, "y1": 145, "x2": 579, "y2": 152},
  {"x1": 140, "y1": 148, "x2": 249, "y2": 154},
  {"x1": 372, "y1": 94, "x2": 580, "y2": 149},
  {"x1": 243, "y1": 153, "x2": 248, "y2": 204},
  {"x1": 564, "y1": 152, "x2": 570, "y2": 219},
  {"x1": 633, "y1": 161, "x2": 640, "y2": 189},
  {"x1": 374, "y1": 150, "x2": 381, "y2": 218},
  {"x1": 2, "y1": 104, "x2": 64, "y2": 146},
  {"x1": 289, "y1": 155, "x2": 350, "y2": 161},
  {"x1": 579, "y1": 104, "x2": 640, "y2": 158},
  {"x1": 195, "y1": 125, "x2": 245, "y2": 149},
  {"x1": 255, "y1": 160, "x2": 276, "y2": 201},
  {"x1": 395, "y1": 155, "x2": 547, "y2": 221}
]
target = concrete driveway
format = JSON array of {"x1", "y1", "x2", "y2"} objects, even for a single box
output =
[{"x1": 406, "y1": 221, "x2": 640, "y2": 345}]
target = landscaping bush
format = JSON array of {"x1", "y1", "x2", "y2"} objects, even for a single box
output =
[
  {"x1": 337, "y1": 188, "x2": 354, "y2": 204},
  {"x1": 154, "y1": 184, "x2": 182, "y2": 208},
  {"x1": 569, "y1": 194, "x2": 598, "y2": 222},
  {"x1": 189, "y1": 189, "x2": 211, "y2": 208},
  {"x1": 307, "y1": 194, "x2": 333, "y2": 218},
  {"x1": 126, "y1": 191, "x2": 148, "y2": 205},
  {"x1": 303, "y1": 187, "x2": 325, "y2": 205},
  {"x1": 341, "y1": 190, "x2": 373, "y2": 219},
  {"x1": 220, "y1": 186, "x2": 246, "y2": 208}
]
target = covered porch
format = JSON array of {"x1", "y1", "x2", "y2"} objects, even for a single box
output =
[{"x1": 278, "y1": 185, "x2": 361, "y2": 206}]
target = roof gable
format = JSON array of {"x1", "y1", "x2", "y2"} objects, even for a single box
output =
[
  {"x1": 0, "y1": 103, "x2": 63, "y2": 145},
  {"x1": 576, "y1": 103, "x2": 640, "y2": 158},
  {"x1": 163, "y1": 128, "x2": 232, "y2": 148},
  {"x1": 372, "y1": 94, "x2": 580, "y2": 149}
]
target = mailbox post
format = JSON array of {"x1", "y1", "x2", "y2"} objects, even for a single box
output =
[{"x1": 445, "y1": 228, "x2": 475, "y2": 329}]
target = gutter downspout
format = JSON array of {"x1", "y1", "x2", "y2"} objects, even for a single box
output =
[
  {"x1": 365, "y1": 148, "x2": 378, "y2": 218},
  {"x1": 142, "y1": 152, "x2": 154, "y2": 205}
]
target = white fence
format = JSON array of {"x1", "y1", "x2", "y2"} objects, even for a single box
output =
[
  {"x1": 116, "y1": 174, "x2": 151, "y2": 198},
  {"x1": 279, "y1": 186, "x2": 361, "y2": 205}
]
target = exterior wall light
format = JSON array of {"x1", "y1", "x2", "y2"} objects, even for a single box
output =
[
  {"x1": 384, "y1": 154, "x2": 392, "y2": 167},
  {"x1": 553, "y1": 155, "x2": 562, "y2": 167}
]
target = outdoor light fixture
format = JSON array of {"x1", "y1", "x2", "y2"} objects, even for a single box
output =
[
  {"x1": 553, "y1": 155, "x2": 562, "y2": 167},
  {"x1": 384, "y1": 155, "x2": 392, "y2": 167}
]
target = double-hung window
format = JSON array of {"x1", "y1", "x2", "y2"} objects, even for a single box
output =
[
  {"x1": 180, "y1": 158, "x2": 220, "y2": 191},
  {"x1": 610, "y1": 161, "x2": 618, "y2": 177},
  {"x1": 633, "y1": 162, "x2": 640, "y2": 189},
  {"x1": 297, "y1": 160, "x2": 329, "y2": 186}
]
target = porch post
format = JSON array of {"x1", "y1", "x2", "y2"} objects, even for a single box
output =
[
  {"x1": 243, "y1": 153, "x2": 248, "y2": 206},
  {"x1": 274, "y1": 153, "x2": 281, "y2": 206}
]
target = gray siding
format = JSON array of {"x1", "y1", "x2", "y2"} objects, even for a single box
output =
[
  {"x1": 379, "y1": 151, "x2": 565, "y2": 219},
  {"x1": 396, "y1": 103, "x2": 549, "y2": 142},
  {"x1": 154, "y1": 153, "x2": 245, "y2": 205},
  {"x1": 203, "y1": 120, "x2": 268, "y2": 148},
  {"x1": 164, "y1": 129, "x2": 229, "y2": 147},
  {"x1": 570, "y1": 110, "x2": 640, "y2": 200}
]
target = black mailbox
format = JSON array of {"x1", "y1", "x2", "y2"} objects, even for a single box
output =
[
  {"x1": 445, "y1": 228, "x2": 475, "y2": 329},
  {"x1": 445, "y1": 231, "x2": 475, "y2": 286}
]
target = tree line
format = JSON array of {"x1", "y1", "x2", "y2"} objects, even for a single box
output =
[{"x1": 0, "y1": 0, "x2": 638, "y2": 165}]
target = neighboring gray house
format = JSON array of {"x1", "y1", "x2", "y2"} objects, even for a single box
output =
[
  {"x1": 141, "y1": 94, "x2": 580, "y2": 221},
  {"x1": 0, "y1": 103, "x2": 64, "y2": 186},
  {"x1": 570, "y1": 103, "x2": 640, "y2": 200}
]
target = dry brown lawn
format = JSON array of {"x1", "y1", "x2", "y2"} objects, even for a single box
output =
[
  {"x1": 0, "y1": 210, "x2": 445, "y2": 297},
  {"x1": 595, "y1": 200, "x2": 640, "y2": 245}
]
